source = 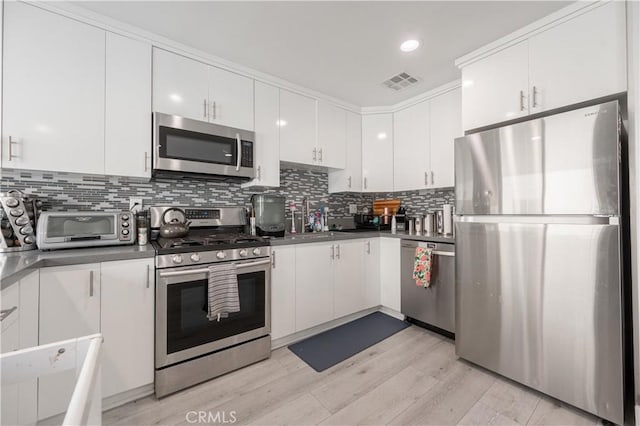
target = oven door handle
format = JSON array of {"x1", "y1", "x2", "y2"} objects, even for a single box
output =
[{"x1": 158, "y1": 259, "x2": 271, "y2": 277}]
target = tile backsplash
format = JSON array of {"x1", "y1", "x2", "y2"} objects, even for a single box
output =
[{"x1": 1, "y1": 168, "x2": 454, "y2": 222}]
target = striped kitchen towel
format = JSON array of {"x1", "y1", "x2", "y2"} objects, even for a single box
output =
[
  {"x1": 413, "y1": 246, "x2": 433, "y2": 288},
  {"x1": 207, "y1": 263, "x2": 240, "y2": 321}
]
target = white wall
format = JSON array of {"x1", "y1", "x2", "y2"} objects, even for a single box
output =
[{"x1": 627, "y1": 0, "x2": 640, "y2": 422}]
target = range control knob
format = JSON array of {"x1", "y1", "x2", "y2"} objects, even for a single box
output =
[
  {"x1": 15, "y1": 216, "x2": 29, "y2": 226},
  {"x1": 252, "y1": 248, "x2": 261, "y2": 256},
  {"x1": 190, "y1": 253, "x2": 201, "y2": 262},
  {"x1": 23, "y1": 236, "x2": 34, "y2": 244},
  {"x1": 216, "y1": 251, "x2": 226, "y2": 260},
  {"x1": 239, "y1": 249, "x2": 248, "y2": 257},
  {"x1": 5, "y1": 198, "x2": 19, "y2": 208},
  {"x1": 20, "y1": 225, "x2": 34, "y2": 235},
  {"x1": 172, "y1": 254, "x2": 183, "y2": 264},
  {"x1": 10, "y1": 208, "x2": 24, "y2": 217}
]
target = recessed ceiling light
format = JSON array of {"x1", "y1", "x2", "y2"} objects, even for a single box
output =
[
  {"x1": 400, "y1": 39, "x2": 420, "y2": 53},
  {"x1": 377, "y1": 132, "x2": 387, "y2": 140}
]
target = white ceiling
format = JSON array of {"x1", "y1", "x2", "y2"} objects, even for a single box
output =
[{"x1": 75, "y1": 1, "x2": 571, "y2": 107}]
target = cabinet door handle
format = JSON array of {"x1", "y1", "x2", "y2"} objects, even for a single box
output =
[
  {"x1": 335, "y1": 244, "x2": 341, "y2": 259},
  {"x1": 348, "y1": 176, "x2": 352, "y2": 188},
  {"x1": 89, "y1": 270, "x2": 94, "y2": 297},
  {"x1": 203, "y1": 99, "x2": 208, "y2": 119},
  {"x1": 8, "y1": 136, "x2": 17, "y2": 161},
  {"x1": 519, "y1": 90, "x2": 525, "y2": 112},
  {"x1": 424, "y1": 172, "x2": 428, "y2": 185},
  {"x1": 211, "y1": 101, "x2": 216, "y2": 120},
  {"x1": 366, "y1": 241, "x2": 371, "y2": 254},
  {"x1": 318, "y1": 148, "x2": 323, "y2": 162},
  {"x1": 257, "y1": 165, "x2": 262, "y2": 181},
  {"x1": 0, "y1": 306, "x2": 17, "y2": 322},
  {"x1": 312, "y1": 148, "x2": 317, "y2": 161},
  {"x1": 330, "y1": 245, "x2": 335, "y2": 260},
  {"x1": 271, "y1": 251, "x2": 276, "y2": 269},
  {"x1": 144, "y1": 151, "x2": 149, "y2": 172},
  {"x1": 146, "y1": 264, "x2": 151, "y2": 288},
  {"x1": 364, "y1": 177, "x2": 368, "y2": 190},
  {"x1": 532, "y1": 86, "x2": 538, "y2": 108}
]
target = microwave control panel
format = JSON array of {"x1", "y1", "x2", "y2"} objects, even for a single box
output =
[
  {"x1": 118, "y1": 213, "x2": 134, "y2": 241},
  {"x1": 240, "y1": 141, "x2": 253, "y2": 168}
]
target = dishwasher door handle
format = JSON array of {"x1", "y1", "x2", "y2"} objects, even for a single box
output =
[{"x1": 432, "y1": 250, "x2": 455, "y2": 257}]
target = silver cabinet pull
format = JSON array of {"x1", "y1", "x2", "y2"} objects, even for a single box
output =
[
  {"x1": 203, "y1": 99, "x2": 208, "y2": 119},
  {"x1": 257, "y1": 165, "x2": 262, "y2": 181},
  {"x1": 318, "y1": 148, "x2": 323, "y2": 162},
  {"x1": 424, "y1": 172, "x2": 428, "y2": 185},
  {"x1": 364, "y1": 177, "x2": 368, "y2": 190},
  {"x1": 532, "y1": 86, "x2": 538, "y2": 108},
  {"x1": 519, "y1": 90, "x2": 525, "y2": 112},
  {"x1": 146, "y1": 264, "x2": 151, "y2": 288},
  {"x1": 0, "y1": 306, "x2": 17, "y2": 322},
  {"x1": 89, "y1": 270, "x2": 94, "y2": 297},
  {"x1": 8, "y1": 136, "x2": 17, "y2": 161},
  {"x1": 144, "y1": 151, "x2": 149, "y2": 172},
  {"x1": 271, "y1": 251, "x2": 276, "y2": 269},
  {"x1": 330, "y1": 245, "x2": 335, "y2": 260},
  {"x1": 235, "y1": 133, "x2": 241, "y2": 172},
  {"x1": 335, "y1": 244, "x2": 341, "y2": 259},
  {"x1": 312, "y1": 148, "x2": 317, "y2": 161},
  {"x1": 366, "y1": 241, "x2": 371, "y2": 254},
  {"x1": 348, "y1": 176, "x2": 352, "y2": 188},
  {"x1": 211, "y1": 101, "x2": 216, "y2": 120},
  {"x1": 431, "y1": 171, "x2": 434, "y2": 185}
]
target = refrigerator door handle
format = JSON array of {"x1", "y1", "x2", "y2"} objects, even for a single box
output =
[{"x1": 454, "y1": 215, "x2": 616, "y2": 225}]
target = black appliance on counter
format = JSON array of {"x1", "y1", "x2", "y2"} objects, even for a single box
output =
[{"x1": 354, "y1": 214, "x2": 391, "y2": 231}]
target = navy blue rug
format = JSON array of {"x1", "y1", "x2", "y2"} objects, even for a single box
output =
[{"x1": 288, "y1": 312, "x2": 410, "y2": 372}]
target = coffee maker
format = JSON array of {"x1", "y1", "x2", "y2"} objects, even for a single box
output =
[{"x1": 250, "y1": 194, "x2": 285, "y2": 237}]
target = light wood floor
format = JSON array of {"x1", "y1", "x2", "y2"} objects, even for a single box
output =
[{"x1": 104, "y1": 325, "x2": 603, "y2": 426}]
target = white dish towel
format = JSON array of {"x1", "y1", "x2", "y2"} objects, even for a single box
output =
[{"x1": 207, "y1": 263, "x2": 240, "y2": 321}]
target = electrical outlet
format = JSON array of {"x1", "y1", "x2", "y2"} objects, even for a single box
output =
[
  {"x1": 349, "y1": 204, "x2": 357, "y2": 214},
  {"x1": 129, "y1": 198, "x2": 143, "y2": 213}
]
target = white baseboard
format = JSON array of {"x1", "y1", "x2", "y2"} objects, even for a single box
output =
[
  {"x1": 103, "y1": 383, "x2": 154, "y2": 412},
  {"x1": 271, "y1": 306, "x2": 405, "y2": 350}
]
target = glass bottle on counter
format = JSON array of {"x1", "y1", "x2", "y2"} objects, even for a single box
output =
[{"x1": 136, "y1": 211, "x2": 148, "y2": 246}]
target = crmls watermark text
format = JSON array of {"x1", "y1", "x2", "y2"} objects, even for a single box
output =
[{"x1": 185, "y1": 411, "x2": 237, "y2": 424}]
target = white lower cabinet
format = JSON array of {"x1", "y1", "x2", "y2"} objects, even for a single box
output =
[
  {"x1": 1, "y1": 271, "x2": 39, "y2": 426},
  {"x1": 101, "y1": 258, "x2": 154, "y2": 399},
  {"x1": 333, "y1": 240, "x2": 365, "y2": 319},
  {"x1": 271, "y1": 246, "x2": 296, "y2": 340},
  {"x1": 295, "y1": 243, "x2": 334, "y2": 331},
  {"x1": 363, "y1": 239, "x2": 381, "y2": 309},
  {"x1": 379, "y1": 238, "x2": 401, "y2": 312},
  {"x1": 38, "y1": 264, "x2": 101, "y2": 420}
]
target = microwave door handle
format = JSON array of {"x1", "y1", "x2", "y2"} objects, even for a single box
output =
[{"x1": 236, "y1": 134, "x2": 241, "y2": 172}]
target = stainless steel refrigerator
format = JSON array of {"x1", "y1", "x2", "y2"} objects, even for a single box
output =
[{"x1": 454, "y1": 100, "x2": 627, "y2": 424}]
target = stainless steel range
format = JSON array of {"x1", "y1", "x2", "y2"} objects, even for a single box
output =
[{"x1": 151, "y1": 206, "x2": 271, "y2": 398}]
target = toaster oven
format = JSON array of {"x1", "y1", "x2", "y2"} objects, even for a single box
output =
[{"x1": 36, "y1": 211, "x2": 136, "y2": 250}]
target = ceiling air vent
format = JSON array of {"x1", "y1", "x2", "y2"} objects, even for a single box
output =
[{"x1": 381, "y1": 72, "x2": 421, "y2": 91}]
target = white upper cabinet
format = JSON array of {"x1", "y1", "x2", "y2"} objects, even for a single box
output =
[
  {"x1": 317, "y1": 101, "x2": 347, "y2": 169},
  {"x1": 362, "y1": 113, "x2": 394, "y2": 193},
  {"x1": 461, "y1": 41, "x2": 529, "y2": 131},
  {"x1": 528, "y1": 1, "x2": 626, "y2": 113},
  {"x1": 429, "y1": 87, "x2": 461, "y2": 189},
  {"x1": 393, "y1": 100, "x2": 430, "y2": 191},
  {"x1": 153, "y1": 48, "x2": 211, "y2": 122},
  {"x1": 153, "y1": 48, "x2": 254, "y2": 130},
  {"x1": 2, "y1": 1, "x2": 105, "y2": 174},
  {"x1": 105, "y1": 33, "x2": 152, "y2": 178},
  {"x1": 459, "y1": 2, "x2": 627, "y2": 131},
  {"x1": 243, "y1": 81, "x2": 280, "y2": 188},
  {"x1": 279, "y1": 89, "x2": 317, "y2": 166},
  {"x1": 328, "y1": 111, "x2": 362, "y2": 193},
  {"x1": 208, "y1": 66, "x2": 254, "y2": 130}
]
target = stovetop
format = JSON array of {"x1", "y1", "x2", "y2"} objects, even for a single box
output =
[{"x1": 153, "y1": 232, "x2": 269, "y2": 255}]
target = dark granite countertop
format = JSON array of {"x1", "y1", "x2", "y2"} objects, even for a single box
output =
[
  {"x1": 1, "y1": 244, "x2": 156, "y2": 289},
  {"x1": 268, "y1": 230, "x2": 455, "y2": 246}
]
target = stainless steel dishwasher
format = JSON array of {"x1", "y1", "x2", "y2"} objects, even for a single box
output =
[{"x1": 400, "y1": 240, "x2": 455, "y2": 335}]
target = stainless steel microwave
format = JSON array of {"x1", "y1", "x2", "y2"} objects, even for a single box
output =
[
  {"x1": 153, "y1": 112, "x2": 255, "y2": 179},
  {"x1": 36, "y1": 211, "x2": 135, "y2": 250}
]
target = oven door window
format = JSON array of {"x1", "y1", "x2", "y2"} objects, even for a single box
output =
[
  {"x1": 159, "y1": 126, "x2": 237, "y2": 166},
  {"x1": 166, "y1": 271, "x2": 266, "y2": 354}
]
